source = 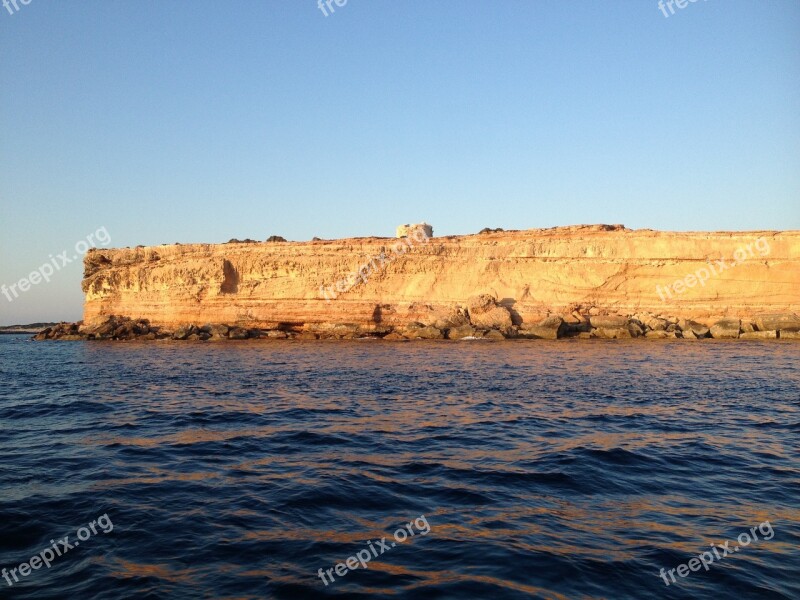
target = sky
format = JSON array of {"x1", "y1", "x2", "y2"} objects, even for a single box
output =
[{"x1": 1, "y1": 0, "x2": 799, "y2": 324}]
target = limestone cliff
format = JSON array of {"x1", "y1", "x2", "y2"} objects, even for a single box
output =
[{"x1": 81, "y1": 225, "x2": 800, "y2": 332}]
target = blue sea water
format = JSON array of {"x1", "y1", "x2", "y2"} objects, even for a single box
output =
[{"x1": 0, "y1": 335, "x2": 798, "y2": 599}]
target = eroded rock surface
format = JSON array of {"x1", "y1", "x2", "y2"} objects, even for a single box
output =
[{"x1": 33, "y1": 225, "x2": 800, "y2": 342}]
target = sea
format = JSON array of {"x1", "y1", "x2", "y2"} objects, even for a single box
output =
[{"x1": 0, "y1": 335, "x2": 798, "y2": 599}]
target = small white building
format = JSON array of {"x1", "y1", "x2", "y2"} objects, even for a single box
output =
[{"x1": 396, "y1": 222, "x2": 433, "y2": 238}]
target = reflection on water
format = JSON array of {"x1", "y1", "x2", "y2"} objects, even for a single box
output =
[{"x1": 0, "y1": 337, "x2": 798, "y2": 599}]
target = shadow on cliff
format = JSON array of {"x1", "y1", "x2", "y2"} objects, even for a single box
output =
[
  {"x1": 500, "y1": 298, "x2": 523, "y2": 326},
  {"x1": 220, "y1": 260, "x2": 239, "y2": 294}
]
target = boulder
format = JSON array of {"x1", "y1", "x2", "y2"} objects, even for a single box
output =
[
  {"x1": 310, "y1": 323, "x2": 359, "y2": 339},
  {"x1": 466, "y1": 295, "x2": 495, "y2": 313},
  {"x1": 113, "y1": 323, "x2": 134, "y2": 339},
  {"x1": 405, "y1": 303, "x2": 470, "y2": 330},
  {"x1": 592, "y1": 327, "x2": 631, "y2": 339},
  {"x1": 564, "y1": 316, "x2": 592, "y2": 334},
  {"x1": 319, "y1": 323, "x2": 362, "y2": 338},
  {"x1": 466, "y1": 295, "x2": 513, "y2": 332},
  {"x1": 681, "y1": 320, "x2": 710, "y2": 338},
  {"x1": 522, "y1": 316, "x2": 565, "y2": 339},
  {"x1": 627, "y1": 320, "x2": 645, "y2": 338},
  {"x1": 266, "y1": 330, "x2": 288, "y2": 339},
  {"x1": 401, "y1": 324, "x2": 444, "y2": 340},
  {"x1": 710, "y1": 319, "x2": 741, "y2": 339},
  {"x1": 382, "y1": 332, "x2": 408, "y2": 341},
  {"x1": 645, "y1": 330, "x2": 675, "y2": 339},
  {"x1": 447, "y1": 325, "x2": 478, "y2": 340},
  {"x1": 780, "y1": 330, "x2": 800, "y2": 340},
  {"x1": 57, "y1": 334, "x2": 84, "y2": 341},
  {"x1": 646, "y1": 317, "x2": 669, "y2": 331},
  {"x1": 432, "y1": 308, "x2": 471, "y2": 330},
  {"x1": 94, "y1": 323, "x2": 114, "y2": 336},
  {"x1": 569, "y1": 310, "x2": 587, "y2": 324},
  {"x1": 172, "y1": 325, "x2": 198, "y2": 340},
  {"x1": 228, "y1": 327, "x2": 249, "y2": 340},
  {"x1": 209, "y1": 324, "x2": 230, "y2": 336},
  {"x1": 741, "y1": 322, "x2": 755, "y2": 333},
  {"x1": 754, "y1": 313, "x2": 800, "y2": 332},
  {"x1": 482, "y1": 329, "x2": 506, "y2": 340},
  {"x1": 470, "y1": 305, "x2": 513, "y2": 331},
  {"x1": 740, "y1": 330, "x2": 778, "y2": 340},
  {"x1": 589, "y1": 315, "x2": 628, "y2": 329}
]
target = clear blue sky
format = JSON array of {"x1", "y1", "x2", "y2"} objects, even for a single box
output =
[{"x1": 1, "y1": 0, "x2": 798, "y2": 324}]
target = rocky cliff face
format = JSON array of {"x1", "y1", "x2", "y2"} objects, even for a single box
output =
[{"x1": 82, "y1": 225, "x2": 800, "y2": 332}]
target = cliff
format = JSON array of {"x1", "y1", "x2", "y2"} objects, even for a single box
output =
[{"x1": 79, "y1": 225, "x2": 800, "y2": 338}]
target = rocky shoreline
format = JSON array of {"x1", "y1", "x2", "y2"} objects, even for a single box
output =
[{"x1": 35, "y1": 300, "x2": 800, "y2": 342}]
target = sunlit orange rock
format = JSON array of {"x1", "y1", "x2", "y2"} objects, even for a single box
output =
[{"x1": 81, "y1": 225, "x2": 800, "y2": 330}]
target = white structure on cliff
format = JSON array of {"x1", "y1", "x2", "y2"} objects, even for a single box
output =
[{"x1": 396, "y1": 222, "x2": 433, "y2": 238}]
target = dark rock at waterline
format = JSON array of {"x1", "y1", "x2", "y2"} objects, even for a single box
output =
[
  {"x1": 592, "y1": 327, "x2": 632, "y2": 339},
  {"x1": 228, "y1": 327, "x2": 249, "y2": 340},
  {"x1": 589, "y1": 315, "x2": 628, "y2": 329},
  {"x1": 754, "y1": 313, "x2": 800, "y2": 332},
  {"x1": 400, "y1": 323, "x2": 444, "y2": 340},
  {"x1": 31, "y1": 312, "x2": 800, "y2": 343},
  {"x1": 741, "y1": 330, "x2": 778, "y2": 339},
  {"x1": 680, "y1": 320, "x2": 710, "y2": 338},
  {"x1": 710, "y1": 319, "x2": 741, "y2": 339},
  {"x1": 447, "y1": 325, "x2": 478, "y2": 340},
  {"x1": 627, "y1": 320, "x2": 645, "y2": 338},
  {"x1": 521, "y1": 316, "x2": 565, "y2": 339},
  {"x1": 173, "y1": 325, "x2": 198, "y2": 340}
]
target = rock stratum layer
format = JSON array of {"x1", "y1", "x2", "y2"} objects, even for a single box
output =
[{"x1": 78, "y1": 225, "x2": 800, "y2": 339}]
